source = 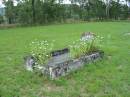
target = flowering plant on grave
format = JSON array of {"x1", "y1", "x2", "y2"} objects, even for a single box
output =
[
  {"x1": 29, "y1": 40, "x2": 54, "y2": 65},
  {"x1": 69, "y1": 35, "x2": 104, "y2": 58}
]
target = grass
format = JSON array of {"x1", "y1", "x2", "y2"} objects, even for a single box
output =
[{"x1": 0, "y1": 22, "x2": 130, "y2": 97}]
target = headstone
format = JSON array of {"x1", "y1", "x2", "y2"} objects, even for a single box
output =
[
  {"x1": 81, "y1": 32, "x2": 95, "y2": 41},
  {"x1": 48, "y1": 48, "x2": 70, "y2": 66},
  {"x1": 24, "y1": 56, "x2": 35, "y2": 71},
  {"x1": 51, "y1": 48, "x2": 69, "y2": 57}
]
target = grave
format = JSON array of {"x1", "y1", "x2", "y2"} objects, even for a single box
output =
[
  {"x1": 24, "y1": 32, "x2": 104, "y2": 79},
  {"x1": 24, "y1": 48, "x2": 104, "y2": 79},
  {"x1": 81, "y1": 32, "x2": 95, "y2": 41}
]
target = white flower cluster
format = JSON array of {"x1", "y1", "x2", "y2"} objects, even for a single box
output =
[
  {"x1": 69, "y1": 35, "x2": 104, "y2": 58},
  {"x1": 29, "y1": 40, "x2": 54, "y2": 65}
]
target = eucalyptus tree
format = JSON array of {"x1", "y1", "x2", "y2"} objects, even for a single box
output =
[
  {"x1": 34, "y1": 0, "x2": 43, "y2": 24},
  {"x1": 3, "y1": 0, "x2": 15, "y2": 24},
  {"x1": 109, "y1": 0, "x2": 121, "y2": 19},
  {"x1": 2, "y1": 0, "x2": 130, "y2": 24},
  {"x1": 57, "y1": 0, "x2": 64, "y2": 4},
  {"x1": 125, "y1": 0, "x2": 130, "y2": 16},
  {"x1": 105, "y1": 0, "x2": 111, "y2": 19},
  {"x1": 125, "y1": 0, "x2": 129, "y2": 5},
  {"x1": 0, "y1": 16, "x2": 4, "y2": 24},
  {"x1": 86, "y1": 0, "x2": 106, "y2": 20},
  {"x1": 16, "y1": 0, "x2": 32, "y2": 24},
  {"x1": 31, "y1": 0, "x2": 35, "y2": 23}
]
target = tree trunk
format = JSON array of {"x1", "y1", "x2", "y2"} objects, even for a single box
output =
[
  {"x1": 106, "y1": 0, "x2": 110, "y2": 19},
  {"x1": 32, "y1": 0, "x2": 35, "y2": 23}
]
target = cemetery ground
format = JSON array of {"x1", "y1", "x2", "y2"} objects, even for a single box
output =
[{"x1": 0, "y1": 22, "x2": 130, "y2": 97}]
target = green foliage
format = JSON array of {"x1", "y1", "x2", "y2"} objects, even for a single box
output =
[
  {"x1": 69, "y1": 35, "x2": 103, "y2": 58},
  {"x1": 69, "y1": 39, "x2": 94, "y2": 58},
  {"x1": 16, "y1": 0, "x2": 33, "y2": 24},
  {"x1": 29, "y1": 40, "x2": 54, "y2": 65},
  {"x1": 0, "y1": 16, "x2": 4, "y2": 24},
  {"x1": 2, "y1": 0, "x2": 130, "y2": 25},
  {"x1": 3, "y1": 0, "x2": 15, "y2": 24},
  {"x1": 109, "y1": 1, "x2": 122, "y2": 19}
]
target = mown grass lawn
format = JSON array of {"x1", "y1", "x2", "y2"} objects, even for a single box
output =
[{"x1": 0, "y1": 22, "x2": 130, "y2": 97}]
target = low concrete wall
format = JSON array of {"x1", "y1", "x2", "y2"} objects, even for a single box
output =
[{"x1": 44, "y1": 51, "x2": 104, "y2": 79}]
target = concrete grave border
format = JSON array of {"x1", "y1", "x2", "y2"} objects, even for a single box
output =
[{"x1": 24, "y1": 50, "x2": 104, "y2": 79}]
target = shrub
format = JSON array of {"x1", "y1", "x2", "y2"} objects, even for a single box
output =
[
  {"x1": 29, "y1": 40, "x2": 54, "y2": 65},
  {"x1": 69, "y1": 35, "x2": 103, "y2": 58}
]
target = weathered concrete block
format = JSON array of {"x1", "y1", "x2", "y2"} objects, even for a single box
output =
[
  {"x1": 24, "y1": 55, "x2": 35, "y2": 71},
  {"x1": 44, "y1": 51, "x2": 104, "y2": 79},
  {"x1": 24, "y1": 48, "x2": 104, "y2": 79}
]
